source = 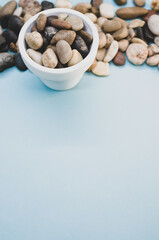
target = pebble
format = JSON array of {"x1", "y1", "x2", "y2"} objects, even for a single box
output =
[
  {"x1": 42, "y1": 48, "x2": 58, "y2": 68},
  {"x1": 8, "y1": 15, "x2": 23, "y2": 34},
  {"x1": 104, "y1": 40, "x2": 118, "y2": 62},
  {"x1": 151, "y1": 0, "x2": 159, "y2": 11},
  {"x1": 148, "y1": 15, "x2": 159, "y2": 36},
  {"x1": 68, "y1": 49, "x2": 83, "y2": 67},
  {"x1": 78, "y1": 30, "x2": 93, "y2": 45},
  {"x1": 146, "y1": 54, "x2": 159, "y2": 66},
  {"x1": 56, "y1": 40, "x2": 72, "y2": 64},
  {"x1": 105, "y1": 34, "x2": 114, "y2": 48},
  {"x1": 0, "y1": 1, "x2": 17, "y2": 19},
  {"x1": 0, "y1": 26, "x2": 3, "y2": 35},
  {"x1": 19, "y1": 0, "x2": 30, "y2": 8},
  {"x1": 36, "y1": 14, "x2": 47, "y2": 32},
  {"x1": 136, "y1": 27, "x2": 144, "y2": 40},
  {"x1": 103, "y1": 20, "x2": 121, "y2": 33},
  {"x1": 44, "y1": 26, "x2": 58, "y2": 41},
  {"x1": 27, "y1": 48, "x2": 42, "y2": 65},
  {"x1": 97, "y1": 17, "x2": 107, "y2": 27},
  {"x1": 15, "y1": 53, "x2": 27, "y2": 71},
  {"x1": 94, "y1": 23, "x2": 102, "y2": 32},
  {"x1": 98, "y1": 32, "x2": 106, "y2": 49},
  {"x1": 0, "y1": 44, "x2": 9, "y2": 53},
  {"x1": 96, "y1": 48, "x2": 106, "y2": 61},
  {"x1": 9, "y1": 42, "x2": 17, "y2": 52},
  {"x1": 154, "y1": 36, "x2": 159, "y2": 47},
  {"x1": 47, "y1": 16, "x2": 58, "y2": 25},
  {"x1": 73, "y1": 35, "x2": 89, "y2": 58},
  {"x1": 58, "y1": 13, "x2": 68, "y2": 20},
  {"x1": 113, "y1": 27, "x2": 128, "y2": 41},
  {"x1": 87, "y1": 58, "x2": 97, "y2": 71},
  {"x1": 99, "y1": 3, "x2": 114, "y2": 19},
  {"x1": 51, "y1": 30, "x2": 76, "y2": 45},
  {"x1": 116, "y1": 7, "x2": 148, "y2": 20},
  {"x1": 143, "y1": 23, "x2": 154, "y2": 42},
  {"x1": 114, "y1": 17, "x2": 127, "y2": 28},
  {"x1": 126, "y1": 43, "x2": 148, "y2": 65},
  {"x1": 143, "y1": 10, "x2": 157, "y2": 22},
  {"x1": 51, "y1": 19, "x2": 71, "y2": 30},
  {"x1": 24, "y1": 13, "x2": 32, "y2": 23},
  {"x1": 85, "y1": 13, "x2": 97, "y2": 23},
  {"x1": 13, "y1": 7, "x2": 23, "y2": 17},
  {"x1": 0, "y1": 35, "x2": 6, "y2": 49},
  {"x1": 25, "y1": 32, "x2": 43, "y2": 50},
  {"x1": 131, "y1": 37, "x2": 148, "y2": 47},
  {"x1": 91, "y1": 6, "x2": 100, "y2": 17},
  {"x1": 148, "y1": 43, "x2": 159, "y2": 56},
  {"x1": 133, "y1": 0, "x2": 145, "y2": 7},
  {"x1": 23, "y1": 0, "x2": 42, "y2": 16},
  {"x1": 73, "y1": 3, "x2": 91, "y2": 14},
  {"x1": 91, "y1": 0, "x2": 103, "y2": 9},
  {"x1": 3, "y1": 29, "x2": 17, "y2": 44},
  {"x1": 55, "y1": 0, "x2": 72, "y2": 8},
  {"x1": 65, "y1": 16, "x2": 84, "y2": 31},
  {"x1": 128, "y1": 28, "x2": 136, "y2": 38},
  {"x1": 118, "y1": 39, "x2": 129, "y2": 52},
  {"x1": 92, "y1": 61, "x2": 110, "y2": 76},
  {"x1": 41, "y1": 1, "x2": 54, "y2": 11},
  {"x1": 128, "y1": 19, "x2": 145, "y2": 28},
  {"x1": 0, "y1": 52, "x2": 15, "y2": 72},
  {"x1": 113, "y1": 51, "x2": 126, "y2": 65}
]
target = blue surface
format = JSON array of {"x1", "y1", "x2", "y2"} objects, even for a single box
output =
[{"x1": 0, "y1": 0, "x2": 159, "y2": 239}]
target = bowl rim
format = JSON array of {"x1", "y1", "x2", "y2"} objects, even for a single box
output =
[{"x1": 18, "y1": 8, "x2": 99, "y2": 74}]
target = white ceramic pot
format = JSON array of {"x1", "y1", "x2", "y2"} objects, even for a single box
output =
[{"x1": 18, "y1": 8, "x2": 99, "y2": 90}]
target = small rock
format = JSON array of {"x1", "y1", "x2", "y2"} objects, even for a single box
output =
[
  {"x1": 51, "y1": 19, "x2": 71, "y2": 30},
  {"x1": 114, "y1": 17, "x2": 127, "y2": 28},
  {"x1": 99, "y1": 3, "x2": 114, "y2": 19},
  {"x1": 46, "y1": 45, "x2": 57, "y2": 53},
  {"x1": 154, "y1": 36, "x2": 159, "y2": 47},
  {"x1": 68, "y1": 49, "x2": 83, "y2": 67},
  {"x1": 8, "y1": 15, "x2": 23, "y2": 34},
  {"x1": 94, "y1": 23, "x2": 102, "y2": 32},
  {"x1": 113, "y1": 27, "x2": 128, "y2": 41},
  {"x1": 136, "y1": 27, "x2": 144, "y2": 40},
  {"x1": 19, "y1": 0, "x2": 30, "y2": 8},
  {"x1": 3, "y1": 29, "x2": 17, "y2": 44},
  {"x1": 58, "y1": 13, "x2": 68, "y2": 20},
  {"x1": 116, "y1": 7, "x2": 148, "y2": 20},
  {"x1": 104, "y1": 40, "x2": 118, "y2": 62},
  {"x1": 146, "y1": 54, "x2": 159, "y2": 66},
  {"x1": 113, "y1": 51, "x2": 125, "y2": 65},
  {"x1": 105, "y1": 34, "x2": 114, "y2": 48},
  {"x1": 51, "y1": 30, "x2": 76, "y2": 45},
  {"x1": 65, "y1": 16, "x2": 84, "y2": 31},
  {"x1": 31, "y1": 24, "x2": 38, "y2": 32},
  {"x1": 87, "y1": 58, "x2": 97, "y2": 71},
  {"x1": 85, "y1": 13, "x2": 97, "y2": 23},
  {"x1": 23, "y1": 0, "x2": 42, "y2": 16},
  {"x1": 9, "y1": 42, "x2": 17, "y2": 52},
  {"x1": 0, "y1": 25, "x2": 3, "y2": 35},
  {"x1": 73, "y1": 35, "x2": 89, "y2": 58},
  {"x1": 126, "y1": 43, "x2": 148, "y2": 65},
  {"x1": 142, "y1": 10, "x2": 157, "y2": 21},
  {"x1": 0, "y1": 44, "x2": 9, "y2": 53},
  {"x1": 47, "y1": 16, "x2": 58, "y2": 25},
  {"x1": 25, "y1": 32, "x2": 43, "y2": 50},
  {"x1": 41, "y1": 1, "x2": 54, "y2": 10},
  {"x1": 92, "y1": 61, "x2": 110, "y2": 76},
  {"x1": 91, "y1": 7, "x2": 100, "y2": 17},
  {"x1": 118, "y1": 39, "x2": 129, "y2": 52},
  {"x1": 97, "y1": 17, "x2": 107, "y2": 27},
  {"x1": 36, "y1": 14, "x2": 47, "y2": 32},
  {"x1": 13, "y1": 7, "x2": 23, "y2": 17},
  {"x1": 98, "y1": 32, "x2": 106, "y2": 49},
  {"x1": 42, "y1": 48, "x2": 58, "y2": 68},
  {"x1": 73, "y1": 3, "x2": 91, "y2": 14},
  {"x1": 0, "y1": 35, "x2": 6, "y2": 48},
  {"x1": 0, "y1": 1, "x2": 17, "y2": 19},
  {"x1": 24, "y1": 13, "x2": 32, "y2": 22},
  {"x1": 91, "y1": 0, "x2": 103, "y2": 9},
  {"x1": 151, "y1": 0, "x2": 159, "y2": 11},
  {"x1": 96, "y1": 48, "x2": 106, "y2": 61},
  {"x1": 132, "y1": 37, "x2": 148, "y2": 47},
  {"x1": 55, "y1": 0, "x2": 72, "y2": 8},
  {"x1": 143, "y1": 23, "x2": 154, "y2": 42},
  {"x1": 78, "y1": 30, "x2": 93, "y2": 45},
  {"x1": 0, "y1": 52, "x2": 15, "y2": 72},
  {"x1": 148, "y1": 15, "x2": 159, "y2": 36},
  {"x1": 148, "y1": 43, "x2": 159, "y2": 57},
  {"x1": 27, "y1": 48, "x2": 42, "y2": 65},
  {"x1": 44, "y1": 26, "x2": 58, "y2": 42},
  {"x1": 56, "y1": 40, "x2": 72, "y2": 64},
  {"x1": 15, "y1": 53, "x2": 27, "y2": 71},
  {"x1": 133, "y1": 0, "x2": 145, "y2": 7},
  {"x1": 128, "y1": 28, "x2": 136, "y2": 38},
  {"x1": 103, "y1": 19, "x2": 121, "y2": 33},
  {"x1": 1, "y1": 14, "x2": 12, "y2": 28},
  {"x1": 128, "y1": 19, "x2": 145, "y2": 28},
  {"x1": 114, "y1": 0, "x2": 127, "y2": 5}
]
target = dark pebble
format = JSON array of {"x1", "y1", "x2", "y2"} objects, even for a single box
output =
[
  {"x1": 41, "y1": 1, "x2": 54, "y2": 10},
  {"x1": 0, "y1": 15, "x2": 11, "y2": 29},
  {"x1": 3, "y1": 29, "x2": 18, "y2": 44},
  {"x1": 47, "y1": 16, "x2": 58, "y2": 26},
  {"x1": 44, "y1": 26, "x2": 58, "y2": 41},
  {"x1": 78, "y1": 30, "x2": 93, "y2": 46},
  {"x1": 0, "y1": 35, "x2": 6, "y2": 47},
  {"x1": 8, "y1": 15, "x2": 23, "y2": 34},
  {"x1": 15, "y1": 53, "x2": 27, "y2": 71},
  {"x1": 91, "y1": 0, "x2": 103, "y2": 9},
  {"x1": 73, "y1": 35, "x2": 89, "y2": 58},
  {"x1": 0, "y1": 43, "x2": 9, "y2": 53},
  {"x1": 0, "y1": 52, "x2": 15, "y2": 72},
  {"x1": 143, "y1": 23, "x2": 154, "y2": 43},
  {"x1": 137, "y1": 27, "x2": 144, "y2": 40},
  {"x1": 142, "y1": 10, "x2": 157, "y2": 22}
]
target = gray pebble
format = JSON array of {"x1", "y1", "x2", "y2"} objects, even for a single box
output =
[
  {"x1": 56, "y1": 40, "x2": 72, "y2": 64},
  {"x1": 0, "y1": 52, "x2": 15, "y2": 72},
  {"x1": 73, "y1": 35, "x2": 89, "y2": 58}
]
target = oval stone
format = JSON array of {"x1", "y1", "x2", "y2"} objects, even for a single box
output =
[{"x1": 56, "y1": 40, "x2": 72, "y2": 64}]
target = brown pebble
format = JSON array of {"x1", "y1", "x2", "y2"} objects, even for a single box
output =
[
  {"x1": 113, "y1": 51, "x2": 125, "y2": 65},
  {"x1": 91, "y1": 7, "x2": 100, "y2": 17},
  {"x1": 73, "y1": 3, "x2": 91, "y2": 14},
  {"x1": 103, "y1": 20, "x2": 121, "y2": 33},
  {"x1": 51, "y1": 30, "x2": 76, "y2": 45},
  {"x1": 113, "y1": 27, "x2": 128, "y2": 41},
  {"x1": 23, "y1": 0, "x2": 42, "y2": 16},
  {"x1": 0, "y1": 1, "x2": 17, "y2": 18},
  {"x1": 116, "y1": 7, "x2": 148, "y2": 20},
  {"x1": 36, "y1": 14, "x2": 47, "y2": 32},
  {"x1": 133, "y1": 0, "x2": 145, "y2": 7},
  {"x1": 114, "y1": 0, "x2": 127, "y2": 5},
  {"x1": 9, "y1": 42, "x2": 17, "y2": 52},
  {"x1": 31, "y1": 24, "x2": 38, "y2": 32},
  {"x1": 142, "y1": 10, "x2": 157, "y2": 21},
  {"x1": 91, "y1": 0, "x2": 103, "y2": 9},
  {"x1": 78, "y1": 30, "x2": 93, "y2": 45},
  {"x1": 51, "y1": 19, "x2": 71, "y2": 30}
]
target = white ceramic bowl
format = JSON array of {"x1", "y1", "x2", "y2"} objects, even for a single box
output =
[{"x1": 18, "y1": 8, "x2": 99, "y2": 90}]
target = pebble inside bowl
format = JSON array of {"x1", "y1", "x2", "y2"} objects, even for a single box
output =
[{"x1": 18, "y1": 8, "x2": 99, "y2": 90}]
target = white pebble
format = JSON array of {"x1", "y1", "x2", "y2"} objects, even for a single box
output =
[
  {"x1": 146, "y1": 54, "x2": 159, "y2": 66},
  {"x1": 104, "y1": 40, "x2": 118, "y2": 63},
  {"x1": 42, "y1": 48, "x2": 58, "y2": 68},
  {"x1": 154, "y1": 36, "x2": 159, "y2": 47},
  {"x1": 92, "y1": 61, "x2": 110, "y2": 76},
  {"x1": 68, "y1": 49, "x2": 83, "y2": 67},
  {"x1": 27, "y1": 49, "x2": 42, "y2": 65},
  {"x1": 85, "y1": 13, "x2": 97, "y2": 23},
  {"x1": 13, "y1": 7, "x2": 23, "y2": 17},
  {"x1": 55, "y1": 0, "x2": 72, "y2": 8},
  {"x1": 99, "y1": 3, "x2": 114, "y2": 19},
  {"x1": 148, "y1": 15, "x2": 159, "y2": 36},
  {"x1": 126, "y1": 43, "x2": 148, "y2": 65}
]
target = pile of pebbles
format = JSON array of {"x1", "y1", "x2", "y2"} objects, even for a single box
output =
[{"x1": 0, "y1": 0, "x2": 159, "y2": 76}]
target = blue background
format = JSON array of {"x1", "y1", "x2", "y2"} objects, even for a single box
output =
[{"x1": 0, "y1": 0, "x2": 159, "y2": 239}]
